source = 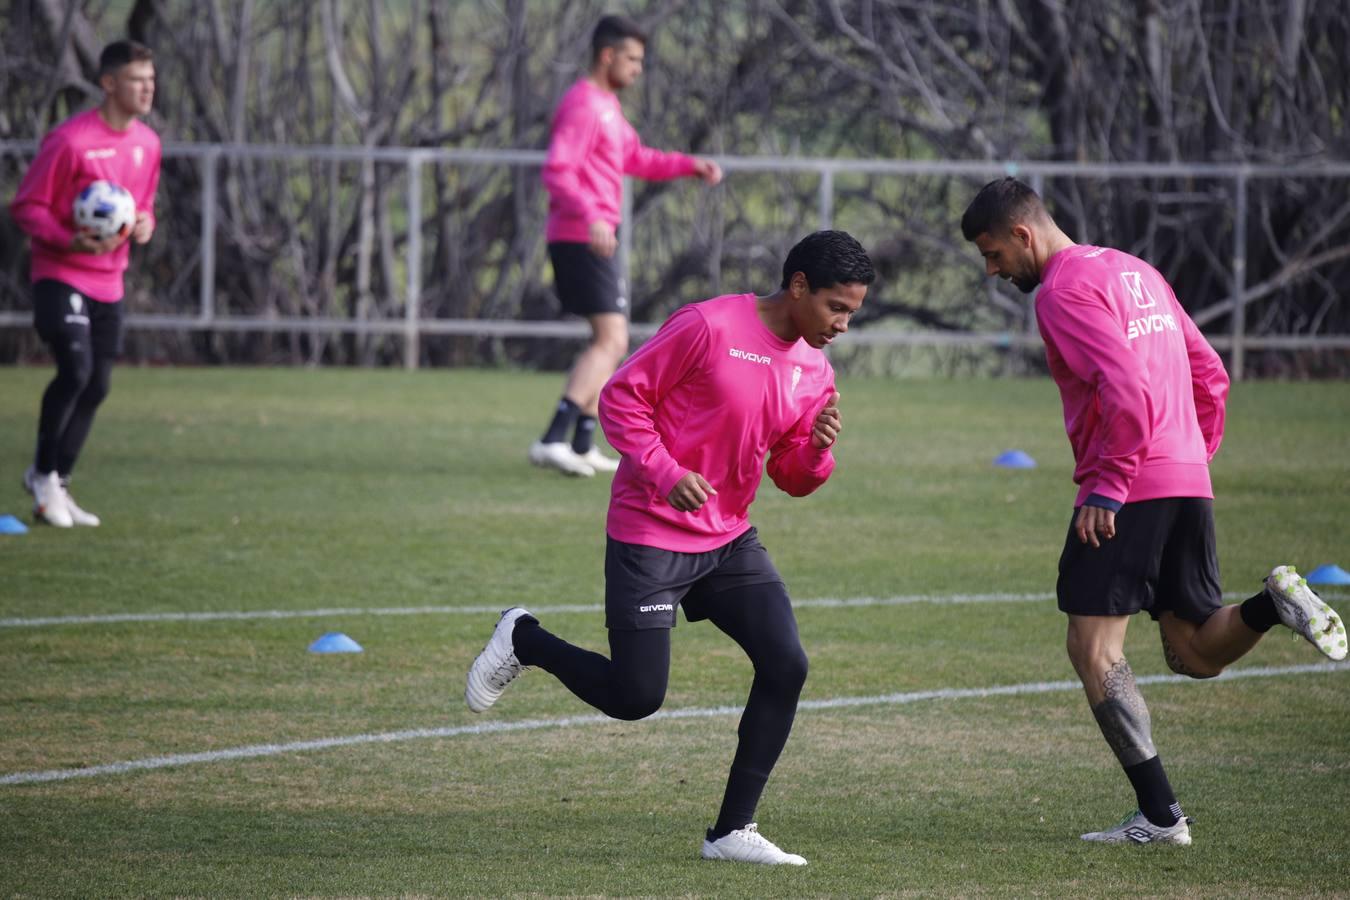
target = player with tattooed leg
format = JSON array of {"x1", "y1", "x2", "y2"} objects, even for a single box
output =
[{"x1": 961, "y1": 179, "x2": 1347, "y2": 846}]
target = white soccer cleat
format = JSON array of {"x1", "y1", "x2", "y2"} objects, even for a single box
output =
[
  {"x1": 1080, "y1": 809, "x2": 1192, "y2": 846},
  {"x1": 576, "y1": 446, "x2": 620, "y2": 473},
  {"x1": 29, "y1": 469, "x2": 73, "y2": 528},
  {"x1": 1266, "y1": 565, "x2": 1347, "y2": 661},
  {"x1": 701, "y1": 824, "x2": 808, "y2": 866},
  {"x1": 465, "y1": 607, "x2": 533, "y2": 713},
  {"x1": 60, "y1": 480, "x2": 101, "y2": 527},
  {"x1": 528, "y1": 441, "x2": 595, "y2": 477}
]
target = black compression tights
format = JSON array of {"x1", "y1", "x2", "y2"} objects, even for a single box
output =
[
  {"x1": 36, "y1": 342, "x2": 114, "y2": 475},
  {"x1": 513, "y1": 582, "x2": 809, "y2": 834}
]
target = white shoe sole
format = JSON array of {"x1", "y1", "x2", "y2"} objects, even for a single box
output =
[{"x1": 1267, "y1": 566, "x2": 1348, "y2": 661}]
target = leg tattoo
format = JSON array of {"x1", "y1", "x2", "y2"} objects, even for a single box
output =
[
  {"x1": 1091, "y1": 658, "x2": 1158, "y2": 767},
  {"x1": 1160, "y1": 628, "x2": 1218, "y2": 679}
]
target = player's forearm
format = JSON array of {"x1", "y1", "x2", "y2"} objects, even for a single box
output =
[
  {"x1": 767, "y1": 444, "x2": 834, "y2": 497},
  {"x1": 624, "y1": 147, "x2": 698, "y2": 182},
  {"x1": 10, "y1": 201, "x2": 74, "y2": 249}
]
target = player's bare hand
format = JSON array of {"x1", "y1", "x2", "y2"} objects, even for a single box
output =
[
  {"x1": 588, "y1": 221, "x2": 617, "y2": 258},
  {"x1": 693, "y1": 158, "x2": 723, "y2": 186},
  {"x1": 1075, "y1": 504, "x2": 1116, "y2": 548},
  {"x1": 667, "y1": 472, "x2": 717, "y2": 512},
  {"x1": 70, "y1": 227, "x2": 125, "y2": 255},
  {"x1": 131, "y1": 210, "x2": 154, "y2": 245},
  {"x1": 811, "y1": 392, "x2": 842, "y2": 449}
]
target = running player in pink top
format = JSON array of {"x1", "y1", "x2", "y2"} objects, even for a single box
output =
[
  {"x1": 11, "y1": 40, "x2": 161, "y2": 529},
  {"x1": 468, "y1": 231, "x2": 875, "y2": 866},
  {"x1": 962, "y1": 178, "x2": 1346, "y2": 847},
  {"x1": 529, "y1": 15, "x2": 722, "y2": 478}
]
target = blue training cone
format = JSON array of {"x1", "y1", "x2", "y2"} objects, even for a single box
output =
[
  {"x1": 993, "y1": 449, "x2": 1037, "y2": 469},
  {"x1": 1306, "y1": 564, "x2": 1350, "y2": 586},
  {"x1": 0, "y1": 515, "x2": 28, "y2": 535},
  {"x1": 308, "y1": 632, "x2": 363, "y2": 653}
]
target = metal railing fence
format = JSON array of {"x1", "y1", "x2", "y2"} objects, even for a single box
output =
[{"x1": 3, "y1": 141, "x2": 1349, "y2": 378}]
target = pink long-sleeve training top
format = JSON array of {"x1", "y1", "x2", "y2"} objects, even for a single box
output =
[
  {"x1": 541, "y1": 78, "x2": 697, "y2": 243},
  {"x1": 10, "y1": 108, "x2": 161, "y2": 302},
  {"x1": 1035, "y1": 245, "x2": 1230, "y2": 509},
  {"x1": 599, "y1": 293, "x2": 838, "y2": 552}
]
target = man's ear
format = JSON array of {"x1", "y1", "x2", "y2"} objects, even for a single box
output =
[{"x1": 1011, "y1": 223, "x2": 1034, "y2": 249}]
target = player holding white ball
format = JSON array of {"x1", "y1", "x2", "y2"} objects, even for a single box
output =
[{"x1": 10, "y1": 40, "x2": 161, "y2": 528}]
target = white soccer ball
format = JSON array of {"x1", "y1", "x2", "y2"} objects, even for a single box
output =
[{"x1": 73, "y1": 180, "x2": 137, "y2": 239}]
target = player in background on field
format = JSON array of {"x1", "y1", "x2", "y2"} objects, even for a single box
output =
[
  {"x1": 530, "y1": 14, "x2": 722, "y2": 478},
  {"x1": 961, "y1": 178, "x2": 1347, "y2": 846},
  {"x1": 10, "y1": 40, "x2": 161, "y2": 528},
  {"x1": 468, "y1": 231, "x2": 875, "y2": 866}
]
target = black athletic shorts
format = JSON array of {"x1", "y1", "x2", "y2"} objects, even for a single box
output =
[
  {"x1": 1056, "y1": 497, "x2": 1223, "y2": 623},
  {"x1": 604, "y1": 527, "x2": 785, "y2": 630},
  {"x1": 548, "y1": 241, "x2": 627, "y2": 317},
  {"x1": 32, "y1": 279, "x2": 125, "y2": 358}
]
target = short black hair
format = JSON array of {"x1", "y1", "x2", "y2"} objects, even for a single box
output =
[
  {"x1": 781, "y1": 230, "x2": 875, "y2": 291},
  {"x1": 591, "y1": 15, "x2": 646, "y2": 63},
  {"x1": 99, "y1": 40, "x2": 153, "y2": 78},
  {"x1": 960, "y1": 177, "x2": 1048, "y2": 241}
]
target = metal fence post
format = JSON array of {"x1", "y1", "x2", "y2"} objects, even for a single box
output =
[
  {"x1": 620, "y1": 176, "x2": 633, "y2": 306},
  {"x1": 1026, "y1": 172, "x2": 1046, "y2": 374},
  {"x1": 1231, "y1": 172, "x2": 1248, "y2": 382},
  {"x1": 199, "y1": 148, "x2": 220, "y2": 323},
  {"x1": 818, "y1": 167, "x2": 834, "y2": 230},
  {"x1": 404, "y1": 153, "x2": 424, "y2": 370}
]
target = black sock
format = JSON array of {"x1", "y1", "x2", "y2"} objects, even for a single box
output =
[
  {"x1": 541, "y1": 398, "x2": 581, "y2": 444},
  {"x1": 1124, "y1": 755, "x2": 1182, "y2": 826},
  {"x1": 1239, "y1": 589, "x2": 1280, "y2": 633},
  {"x1": 510, "y1": 614, "x2": 542, "y2": 664},
  {"x1": 571, "y1": 415, "x2": 597, "y2": 455}
]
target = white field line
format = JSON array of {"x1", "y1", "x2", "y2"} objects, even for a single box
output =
[
  {"x1": 1, "y1": 661, "x2": 1343, "y2": 787},
  {"x1": 5, "y1": 590, "x2": 1344, "y2": 629}
]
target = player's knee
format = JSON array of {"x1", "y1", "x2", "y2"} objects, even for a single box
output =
[
  {"x1": 81, "y1": 367, "x2": 112, "y2": 406},
  {"x1": 595, "y1": 332, "x2": 628, "y2": 361},
  {"x1": 1164, "y1": 653, "x2": 1222, "y2": 679},
  {"x1": 56, "y1": 357, "x2": 94, "y2": 394},
  {"x1": 760, "y1": 643, "x2": 809, "y2": 696},
  {"x1": 610, "y1": 682, "x2": 665, "y2": 721},
  {"x1": 1064, "y1": 634, "x2": 1095, "y2": 672}
]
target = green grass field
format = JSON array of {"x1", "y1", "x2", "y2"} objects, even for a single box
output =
[{"x1": 1, "y1": 367, "x2": 1347, "y2": 898}]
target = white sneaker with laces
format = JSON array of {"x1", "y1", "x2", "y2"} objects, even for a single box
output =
[
  {"x1": 1265, "y1": 565, "x2": 1347, "y2": 661},
  {"x1": 1081, "y1": 809, "x2": 1192, "y2": 845},
  {"x1": 528, "y1": 441, "x2": 595, "y2": 477},
  {"x1": 465, "y1": 607, "x2": 533, "y2": 713},
  {"x1": 701, "y1": 824, "x2": 808, "y2": 866},
  {"x1": 60, "y1": 480, "x2": 101, "y2": 527},
  {"x1": 29, "y1": 469, "x2": 74, "y2": 528},
  {"x1": 576, "y1": 446, "x2": 620, "y2": 473}
]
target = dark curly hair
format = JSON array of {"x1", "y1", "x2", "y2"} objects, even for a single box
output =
[{"x1": 780, "y1": 230, "x2": 875, "y2": 291}]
